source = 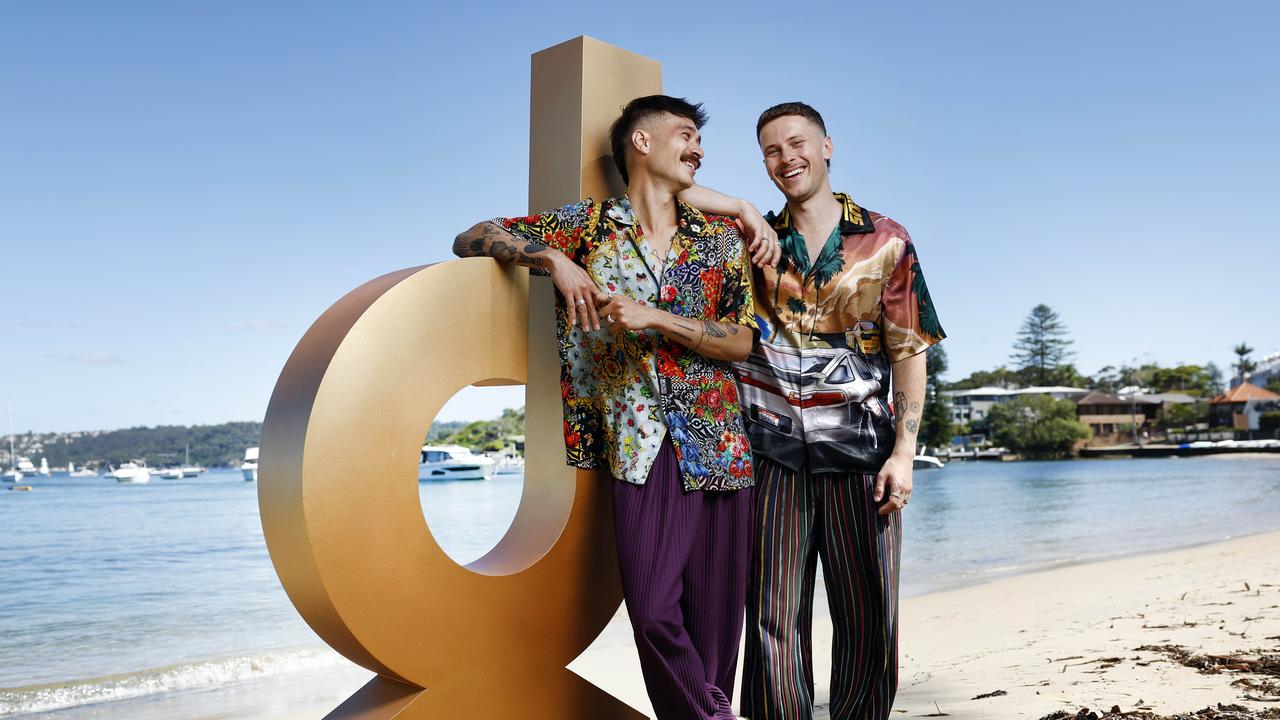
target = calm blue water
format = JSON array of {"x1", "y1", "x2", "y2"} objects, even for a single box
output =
[{"x1": 1, "y1": 457, "x2": 1278, "y2": 716}]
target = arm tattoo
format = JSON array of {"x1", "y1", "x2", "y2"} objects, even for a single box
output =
[
  {"x1": 905, "y1": 418, "x2": 919, "y2": 434},
  {"x1": 894, "y1": 390, "x2": 907, "y2": 411},
  {"x1": 701, "y1": 321, "x2": 728, "y2": 338},
  {"x1": 909, "y1": 400, "x2": 922, "y2": 414},
  {"x1": 670, "y1": 320, "x2": 697, "y2": 343},
  {"x1": 453, "y1": 222, "x2": 548, "y2": 268}
]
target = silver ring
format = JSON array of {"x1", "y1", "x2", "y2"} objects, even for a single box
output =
[
  {"x1": 890, "y1": 492, "x2": 904, "y2": 499},
  {"x1": 575, "y1": 299, "x2": 586, "y2": 306}
]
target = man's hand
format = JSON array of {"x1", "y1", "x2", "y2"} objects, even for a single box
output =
[
  {"x1": 735, "y1": 201, "x2": 781, "y2": 269},
  {"x1": 595, "y1": 293, "x2": 660, "y2": 332},
  {"x1": 873, "y1": 452, "x2": 913, "y2": 515},
  {"x1": 548, "y1": 255, "x2": 607, "y2": 331}
]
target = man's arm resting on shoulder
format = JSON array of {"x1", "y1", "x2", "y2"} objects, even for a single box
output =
[
  {"x1": 453, "y1": 221, "x2": 605, "y2": 330},
  {"x1": 594, "y1": 294, "x2": 753, "y2": 362},
  {"x1": 679, "y1": 185, "x2": 780, "y2": 268},
  {"x1": 874, "y1": 350, "x2": 927, "y2": 516}
]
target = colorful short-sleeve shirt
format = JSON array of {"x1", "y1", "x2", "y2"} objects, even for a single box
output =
[
  {"x1": 495, "y1": 196, "x2": 758, "y2": 492},
  {"x1": 734, "y1": 192, "x2": 945, "y2": 474}
]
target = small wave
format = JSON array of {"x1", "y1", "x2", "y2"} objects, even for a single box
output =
[{"x1": 0, "y1": 646, "x2": 348, "y2": 717}]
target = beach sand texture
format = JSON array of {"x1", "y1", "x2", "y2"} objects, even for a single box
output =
[
  {"x1": 220, "y1": 531, "x2": 1280, "y2": 720},
  {"x1": 578, "y1": 533, "x2": 1280, "y2": 719}
]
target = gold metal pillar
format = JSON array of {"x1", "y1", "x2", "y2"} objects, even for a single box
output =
[{"x1": 257, "y1": 36, "x2": 660, "y2": 719}]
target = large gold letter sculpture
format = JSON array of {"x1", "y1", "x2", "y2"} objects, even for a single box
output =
[{"x1": 258, "y1": 37, "x2": 659, "y2": 719}]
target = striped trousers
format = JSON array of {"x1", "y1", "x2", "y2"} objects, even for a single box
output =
[{"x1": 740, "y1": 456, "x2": 902, "y2": 720}]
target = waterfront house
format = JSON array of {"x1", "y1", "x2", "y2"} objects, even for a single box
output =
[
  {"x1": 1209, "y1": 382, "x2": 1280, "y2": 432},
  {"x1": 1076, "y1": 390, "x2": 1151, "y2": 437}
]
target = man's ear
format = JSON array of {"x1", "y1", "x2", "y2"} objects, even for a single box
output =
[
  {"x1": 631, "y1": 127, "x2": 651, "y2": 157},
  {"x1": 823, "y1": 136, "x2": 833, "y2": 162}
]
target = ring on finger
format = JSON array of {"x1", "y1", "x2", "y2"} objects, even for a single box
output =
[{"x1": 574, "y1": 298, "x2": 586, "y2": 306}]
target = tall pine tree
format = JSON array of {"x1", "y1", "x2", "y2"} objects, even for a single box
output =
[{"x1": 1011, "y1": 304, "x2": 1075, "y2": 386}]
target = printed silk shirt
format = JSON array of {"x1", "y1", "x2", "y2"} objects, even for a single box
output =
[
  {"x1": 495, "y1": 197, "x2": 758, "y2": 492},
  {"x1": 735, "y1": 193, "x2": 945, "y2": 474}
]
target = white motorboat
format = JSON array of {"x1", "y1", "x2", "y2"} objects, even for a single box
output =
[
  {"x1": 16, "y1": 457, "x2": 37, "y2": 476},
  {"x1": 38, "y1": 457, "x2": 50, "y2": 476},
  {"x1": 1, "y1": 469, "x2": 20, "y2": 483},
  {"x1": 68, "y1": 462, "x2": 97, "y2": 478},
  {"x1": 241, "y1": 447, "x2": 258, "y2": 482},
  {"x1": 494, "y1": 455, "x2": 525, "y2": 475},
  {"x1": 112, "y1": 461, "x2": 151, "y2": 484},
  {"x1": 418, "y1": 445, "x2": 495, "y2": 482},
  {"x1": 913, "y1": 454, "x2": 945, "y2": 470}
]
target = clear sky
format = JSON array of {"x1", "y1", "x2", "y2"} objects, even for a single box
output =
[{"x1": 3, "y1": 1, "x2": 1277, "y2": 433}]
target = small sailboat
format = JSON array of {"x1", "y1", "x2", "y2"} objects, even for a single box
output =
[
  {"x1": 3, "y1": 413, "x2": 22, "y2": 484},
  {"x1": 38, "y1": 457, "x2": 50, "y2": 476}
]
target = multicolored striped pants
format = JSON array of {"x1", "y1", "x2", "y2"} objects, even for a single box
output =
[{"x1": 740, "y1": 456, "x2": 902, "y2": 720}]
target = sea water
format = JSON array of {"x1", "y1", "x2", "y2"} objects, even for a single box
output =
[{"x1": 1, "y1": 456, "x2": 1278, "y2": 716}]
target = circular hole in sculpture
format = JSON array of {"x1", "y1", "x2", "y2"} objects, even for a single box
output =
[{"x1": 418, "y1": 385, "x2": 526, "y2": 565}]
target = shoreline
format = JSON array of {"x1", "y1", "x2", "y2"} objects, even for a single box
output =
[{"x1": 8, "y1": 530, "x2": 1279, "y2": 719}]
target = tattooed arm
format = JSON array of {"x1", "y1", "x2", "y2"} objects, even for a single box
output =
[
  {"x1": 453, "y1": 221, "x2": 605, "y2": 330},
  {"x1": 874, "y1": 351, "x2": 928, "y2": 516},
  {"x1": 593, "y1": 294, "x2": 753, "y2": 362}
]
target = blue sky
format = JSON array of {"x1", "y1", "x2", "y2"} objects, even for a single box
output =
[{"x1": 3, "y1": 1, "x2": 1277, "y2": 433}]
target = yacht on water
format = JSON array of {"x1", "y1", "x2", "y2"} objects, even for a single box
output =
[
  {"x1": 241, "y1": 447, "x2": 258, "y2": 482},
  {"x1": 418, "y1": 445, "x2": 496, "y2": 482},
  {"x1": 38, "y1": 457, "x2": 50, "y2": 476},
  {"x1": 111, "y1": 461, "x2": 152, "y2": 484},
  {"x1": 68, "y1": 462, "x2": 98, "y2": 478},
  {"x1": 160, "y1": 446, "x2": 205, "y2": 479}
]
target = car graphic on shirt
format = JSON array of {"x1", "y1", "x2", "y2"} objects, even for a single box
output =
[{"x1": 734, "y1": 340, "x2": 890, "y2": 446}]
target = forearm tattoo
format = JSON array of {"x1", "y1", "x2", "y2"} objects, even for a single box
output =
[
  {"x1": 453, "y1": 223, "x2": 548, "y2": 268},
  {"x1": 670, "y1": 320, "x2": 697, "y2": 344},
  {"x1": 895, "y1": 389, "x2": 922, "y2": 436},
  {"x1": 702, "y1": 320, "x2": 736, "y2": 337}
]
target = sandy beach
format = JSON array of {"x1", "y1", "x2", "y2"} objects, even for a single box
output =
[
  {"x1": 17, "y1": 530, "x2": 1278, "y2": 720},
  {"x1": 156, "y1": 530, "x2": 1280, "y2": 720}
]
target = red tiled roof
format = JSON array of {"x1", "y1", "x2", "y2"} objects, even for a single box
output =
[{"x1": 1210, "y1": 382, "x2": 1280, "y2": 404}]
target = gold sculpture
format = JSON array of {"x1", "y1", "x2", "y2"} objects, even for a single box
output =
[{"x1": 258, "y1": 37, "x2": 660, "y2": 718}]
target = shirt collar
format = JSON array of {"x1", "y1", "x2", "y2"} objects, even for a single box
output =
[
  {"x1": 606, "y1": 195, "x2": 715, "y2": 238},
  {"x1": 769, "y1": 192, "x2": 874, "y2": 236}
]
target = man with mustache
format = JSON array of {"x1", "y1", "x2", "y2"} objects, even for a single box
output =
[
  {"x1": 453, "y1": 94, "x2": 779, "y2": 719},
  {"x1": 689, "y1": 101, "x2": 946, "y2": 718}
]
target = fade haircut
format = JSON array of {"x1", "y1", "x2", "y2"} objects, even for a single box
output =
[
  {"x1": 610, "y1": 95, "x2": 708, "y2": 185},
  {"x1": 756, "y1": 101, "x2": 830, "y2": 168}
]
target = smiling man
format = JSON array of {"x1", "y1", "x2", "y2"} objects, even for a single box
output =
[
  {"x1": 736, "y1": 102, "x2": 946, "y2": 719},
  {"x1": 452, "y1": 95, "x2": 779, "y2": 719}
]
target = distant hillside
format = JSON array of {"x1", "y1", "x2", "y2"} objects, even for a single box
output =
[{"x1": 4, "y1": 409, "x2": 527, "y2": 469}]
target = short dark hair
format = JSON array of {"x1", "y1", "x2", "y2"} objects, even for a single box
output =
[
  {"x1": 610, "y1": 95, "x2": 708, "y2": 185},
  {"x1": 756, "y1": 101, "x2": 829, "y2": 168}
]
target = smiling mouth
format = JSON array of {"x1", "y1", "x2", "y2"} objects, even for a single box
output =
[
  {"x1": 683, "y1": 159, "x2": 700, "y2": 173},
  {"x1": 781, "y1": 165, "x2": 805, "y2": 179}
]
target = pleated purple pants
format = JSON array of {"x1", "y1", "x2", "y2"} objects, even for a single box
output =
[{"x1": 612, "y1": 437, "x2": 754, "y2": 720}]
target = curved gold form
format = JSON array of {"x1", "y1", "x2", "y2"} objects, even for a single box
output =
[
  {"x1": 259, "y1": 260, "x2": 640, "y2": 717},
  {"x1": 258, "y1": 35, "x2": 660, "y2": 718}
]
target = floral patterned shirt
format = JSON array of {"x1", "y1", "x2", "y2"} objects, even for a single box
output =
[
  {"x1": 735, "y1": 193, "x2": 945, "y2": 473},
  {"x1": 495, "y1": 197, "x2": 758, "y2": 491}
]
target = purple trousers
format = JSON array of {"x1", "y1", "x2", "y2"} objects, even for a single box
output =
[{"x1": 612, "y1": 438, "x2": 754, "y2": 720}]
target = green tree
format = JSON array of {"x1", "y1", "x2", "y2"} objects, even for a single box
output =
[
  {"x1": 1206, "y1": 362, "x2": 1226, "y2": 396},
  {"x1": 986, "y1": 394, "x2": 1090, "y2": 459},
  {"x1": 1267, "y1": 379, "x2": 1280, "y2": 397},
  {"x1": 948, "y1": 366, "x2": 1018, "y2": 390},
  {"x1": 1157, "y1": 402, "x2": 1208, "y2": 428},
  {"x1": 1232, "y1": 343, "x2": 1257, "y2": 385},
  {"x1": 1011, "y1": 304, "x2": 1075, "y2": 386},
  {"x1": 920, "y1": 345, "x2": 954, "y2": 449}
]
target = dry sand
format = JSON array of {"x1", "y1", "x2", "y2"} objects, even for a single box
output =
[{"x1": 189, "y1": 532, "x2": 1280, "y2": 719}]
